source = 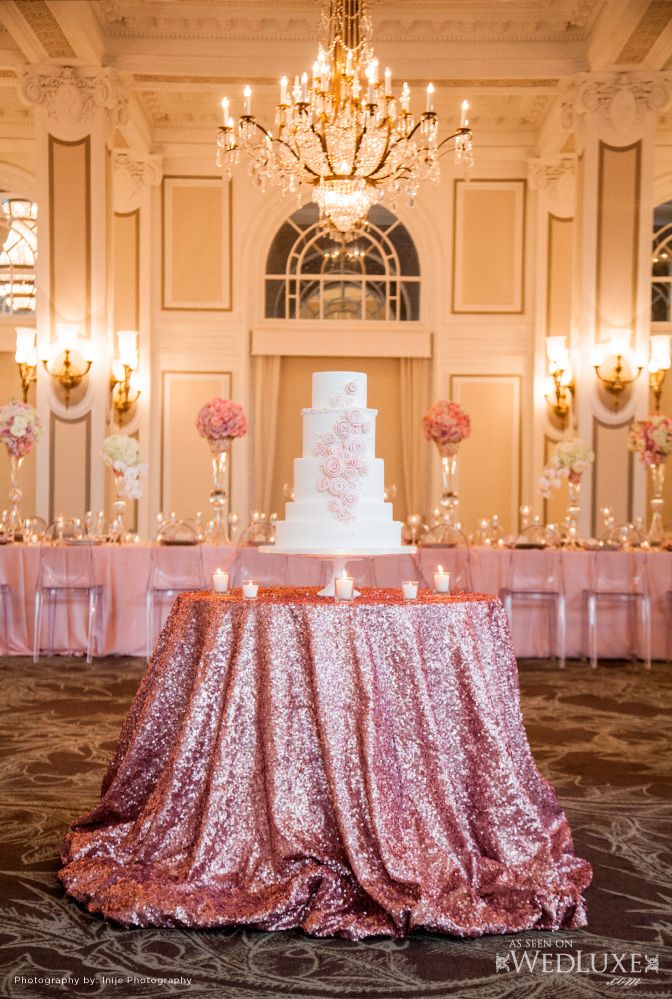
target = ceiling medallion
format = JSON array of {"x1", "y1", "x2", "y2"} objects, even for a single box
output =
[{"x1": 216, "y1": 0, "x2": 474, "y2": 236}]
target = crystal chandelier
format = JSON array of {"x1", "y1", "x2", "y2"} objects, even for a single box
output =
[{"x1": 216, "y1": 0, "x2": 474, "y2": 235}]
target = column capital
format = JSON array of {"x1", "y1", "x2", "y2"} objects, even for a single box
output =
[
  {"x1": 19, "y1": 64, "x2": 127, "y2": 141},
  {"x1": 561, "y1": 70, "x2": 671, "y2": 147},
  {"x1": 527, "y1": 155, "x2": 576, "y2": 217},
  {"x1": 113, "y1": 149, "x2": 162, "y2": 211}
]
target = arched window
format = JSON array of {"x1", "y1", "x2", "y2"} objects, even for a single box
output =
[
  {"x1": 0, "y1": 196, "x2": 37, "y2": 315},
  {"x1": 652, "y1": 200, "x2": 672, "y2": 324},
  {"x1": 265, "y1": 203, "x2": 420, "y2": 321}
]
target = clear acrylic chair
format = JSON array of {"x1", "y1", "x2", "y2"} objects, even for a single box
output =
[
  {"x1": 582, "y1": 551, "x2": 651, "y2": 671},
  {"x1": 0, "y1": 583, "x2": 10, "y2": 654},
  {"x1": 418, "y1": 528, "x2": 474, "y2": 593},
  {"x1": 500, "y1": 547, "x2": 566, "y2": 668},
  {"x1": 146, "y1": 524, "x2": 205, "y2": 660},
  {"x1": 33, "y1": 544, "x2": 102, "y2": 663}
]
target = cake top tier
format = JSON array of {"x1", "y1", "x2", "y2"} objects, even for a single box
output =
[{"x1": 312, "y1": 371, "x2": 366, "y2": 410}]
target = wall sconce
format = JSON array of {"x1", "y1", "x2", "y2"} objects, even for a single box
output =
[
  {"x1": 41, "y1": 323, "x2": 94, "y2": 408},
  {"x1": 649, "y1": 334, "x2": 671, "y2": 413},
  {"x1": 592, "y1": 331, "x2": 645, "y2": 409},
  {"x1": 544, "y1": 335, "x2": 574, "y2": 425},
  {"x1": 110, "y1": 329, "x2": 141, "y2": 420},
  {"x1": 14, "y1": 326, "x2": 37, "y2": 402}
]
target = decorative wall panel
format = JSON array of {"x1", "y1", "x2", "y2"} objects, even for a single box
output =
[
  {"x1": 49, "y1": 136, "x2": 90, "y2": 335},
  {"x1": 547, "y1": 214, "x2": 574, "y2": 339},
  {"x1": 596, "y1": 142, "x2": 641, "y2": 337},
  {"x1": 592, "y1": 417, "x2": 633, "y2": 534},
  {"x1": 49, "y1": 412, "x2": 90, "y2": 522}
]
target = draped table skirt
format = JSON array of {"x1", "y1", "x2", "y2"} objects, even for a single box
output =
[{"x1": 59, "y1": 588, "x2": 591, "y2": 939}]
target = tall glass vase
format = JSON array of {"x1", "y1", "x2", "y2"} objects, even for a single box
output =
[
  {"x1": 110, "y1": 472, "x2": 127, "y2": 543},
  {"x1": 6, "y1": 454, "x2": 24, "y2": 540},
  {"x1": 208, "y1": 437, "x2": 232, "y2": 544},
  {"x1": 439, "y1": 450, "x2": 459, "y2": 527},
  {"x1": 564, "y1": 475, "x2": 582, "y2": 549},
  {"x1": 647, "y1": 462, "x2": 666, "y2": 547}
]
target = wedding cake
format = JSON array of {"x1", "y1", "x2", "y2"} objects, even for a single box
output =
[{"x1": 274, "y1": 371, "x2": 403, "y2": 551}]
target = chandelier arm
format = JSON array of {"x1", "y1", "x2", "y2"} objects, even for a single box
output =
[
  {"x1": 242, "y1": 120, "x2": 324, "y2": 181},
  {"x1": 362, "y1": 113, "x2": 394, "y2": 180}
]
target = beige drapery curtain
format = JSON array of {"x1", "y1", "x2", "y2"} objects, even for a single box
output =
[
  {"x1": 252, "y1": 355, "x2": 282, "y2": 513},
  {"x1": 399, "y1": 357, "x2": 431, "y2": 518}
]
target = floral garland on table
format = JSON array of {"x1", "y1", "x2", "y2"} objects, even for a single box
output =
[
  {"x1": 101, "y1": 434, "x2": 147, "y2": 499},
  {"x1": 422, "y1": 400, "x2": 471, "y2": 455},
  {"x1": 314, "y1": 407, "x2": 370, "y2": 523},
  {"x1": 195, "y1": 398, "x2": 248, "y2": 443},
  {"x1": 0, "y1": 401, "x2": 42, "y2": 458},
  {"x1": 539, "y1": 437, "x2": 594, "y2": 498},
  {"x1": 627, "y1": 414, "x2": 672, "y2": 467}
]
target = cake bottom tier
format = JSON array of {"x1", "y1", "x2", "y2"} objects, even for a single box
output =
[{"x1": 275, "y1": 517, "x2": 402, "y2": 551}]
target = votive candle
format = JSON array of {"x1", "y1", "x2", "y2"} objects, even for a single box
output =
[
  {"x1": 402, "y1": 580, "x2": 419, "y2": 600},
  {"x1": 334, "y1": 574, "x2": 354, "y2": 601},
  {"x1": 242, "y1": 579, "x2": 258, "y2": 599},
  {"x1": 433, "y1": 565, "x2": 451, "y2": 593},
  {"x1": 213, "y1": 569, "x2": 230, "y2": 593}
]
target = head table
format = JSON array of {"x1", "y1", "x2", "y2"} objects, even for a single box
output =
[
  {"x1": 59, "y1": 588, "x2": 591, "y2": 939},
  {"x1": 0, "y1": 543, "x2": 669, "y2": 660}
]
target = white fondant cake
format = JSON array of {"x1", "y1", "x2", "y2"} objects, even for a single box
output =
[{"x1": 274, "y1": 371, "x2": 403, "y2": 550}]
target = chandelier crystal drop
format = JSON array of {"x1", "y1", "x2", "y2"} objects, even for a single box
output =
[{"x1": 215, "y1": 0, "x2": 474, "y2": 236}]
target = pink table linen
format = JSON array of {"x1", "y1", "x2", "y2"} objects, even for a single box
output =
[
  {"x1": 59, "y1": 588, "x2": 591, "y2": 939},
  {"x1": 0, "y1": 544, "x2": 669, "y2": 659}
]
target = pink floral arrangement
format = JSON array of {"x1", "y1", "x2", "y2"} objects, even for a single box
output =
[
  {"x1": 0, "y1": 400, "x2": 43, "y2": 458},
  {"x1": 195, "y1": 398, "x2": 248, "y2": 440},
  {"x1": 422, "y1": 400, "x2": 471, "y2": 455},
  {"x1": 628, "y1": 414, "x2": 672, "y2": 466}
]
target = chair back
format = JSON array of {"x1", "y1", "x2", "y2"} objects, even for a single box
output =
[
  {"x1": 38, "y1": 544, "x2": 96, "y2": 590},
  {"x1": 417, "y1": 540, "x2": 473, "y2": 593},
  {"x1": 43, "y1": 519, "x2": 84, "y2": 544},
  {"x1": 148, "y1": 535, "x2": 206, "y2": 592},
  {"x1": 588, "y1": 550, "x2": 648, "y2": 595},
  {"x1": 506, "y1": 547, "x2": 564, "y2": 594}
]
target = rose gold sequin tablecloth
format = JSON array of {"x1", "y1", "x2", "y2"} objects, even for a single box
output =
[{"x1": 59, "y1": 587, "x2": 592, "y2": 940}]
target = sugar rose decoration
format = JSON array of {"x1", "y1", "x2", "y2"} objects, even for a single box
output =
[
  {"x1": 422, "y1": 400, "x2": 471, "y2": 456},
  {"x1": 539, "y1": 437, "x2": 594, "y2": 498},
  {"x1": 314, "y1": 407, "x2": 370, "y2": 523},
  {"x1": 628, "y1": 415, "x2": 672, "y2": 467},
  {"x1": 196, "y1": 398, "x2": 248, "y2": 441},
  {"x1": 0, "y1": 401, "x2": 43, "y2": 458}
]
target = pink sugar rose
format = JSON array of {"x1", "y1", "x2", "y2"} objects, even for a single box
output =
[
  {"x1": 343, "y1": 464, "x2": 358, "y2": 480},
  {"x1": 343, "y1": 490, "x2": 358, "y2": 506},
  {"x1": 347, "y1": 439, "x2": 364, "y2": 455},
  {"x1": 323, "y1": 433, "x2": 336, "y2": 445},
  {"x1": 196, "y1": 397, "x2": 247, "y2": 440},
  {"x1": 336, "y1": 421, "x2": 351, "y2": 439},
  {"x1": 328, "y1": 478, "x2": 346, "y2": 496},
  {"x1": 346, "y1": 408, "x2": 363, "y2": 426},
  {"x1": 361, "y1": 422, "x2": 370, "y2": 433},
  {"x1": 346, "y1": 381, "x2": 357, "y2": 394},
  {"x1": 327, "y1": 498, "x2": 341, "y2": 513},
  {"x1": 324, "y1": 456, "x2": 344, "y2": 477},
  {"x1": 360, "y1": 463, "x2": 369, "y2": 476},
  {"x1": 316, "y1": 477, "x2": 329, "y2": 492},
  {"x1": 313, "y1": 442, "x2": 326, "y2": 457},
  {"x1": 338, "y1": 506, "x2": 353, "y2": 521}
]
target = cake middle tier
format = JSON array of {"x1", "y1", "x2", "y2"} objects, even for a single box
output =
[
  {"x1": 293, "y1": 456, "x2": 385, "y2": 503},
  {"x1": 301, "y1": 408, "x2": 377, "y2": 457}
]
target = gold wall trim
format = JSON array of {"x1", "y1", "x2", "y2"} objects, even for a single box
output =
[
  {"x1": 595, "y1": 140, "x2": 641, "y2": 342},
  {"x1": 48, "y1": 411, "x2": 91, "y2": 523},
  {"x1": 161, "y1": 175, "x2": 233, "y2": 312},
  {"x1": 48, "y1": 135, "x2": 92, "y2": 339},
  {"x1": 591, "y1": 415, "x2": 634, "y2": 534},
  {"x1": 451, "y1": 179, "x2": 526, "y2": 314},
  {"x1": 159, "y1": 370, "x2": 233, "y2": 511}
]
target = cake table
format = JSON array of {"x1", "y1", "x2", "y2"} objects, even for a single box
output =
[
  {"x1": 258, "y1": 545, "x2": 416, "y2": 596},
  {"x1": 59, "y1": 587, "x2": 591, "y2": 939}
]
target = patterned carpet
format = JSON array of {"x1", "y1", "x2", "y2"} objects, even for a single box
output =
[{"x1": 0, "y1": 655, "x2": 670, "y2": 999}]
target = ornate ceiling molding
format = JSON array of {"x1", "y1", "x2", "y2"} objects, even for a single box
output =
[
  {"x1": 561, "y1": 70, "x2": 672, "y2": 146},
  {"x1": 19, "y1": 65, "x2": 127, "y2": 141}
]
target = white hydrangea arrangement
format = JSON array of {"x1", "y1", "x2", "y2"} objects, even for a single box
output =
[
  {"x1": 539, "y1": 437, "x2": 595, "y2": 498},
  {"x1": 101, "y1": 434, "x2": 146, "y2": 499}
]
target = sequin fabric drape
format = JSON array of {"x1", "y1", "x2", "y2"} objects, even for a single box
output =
[{"x1": 60, "y1": 588, "x2": 591, "y2": 939}]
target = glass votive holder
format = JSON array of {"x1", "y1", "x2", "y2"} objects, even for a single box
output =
[
  {"x1": 242, "y1": 579, "x2": 259, "y2": 599},
  {"x1": 334, "y1": 575, "x2": 354, "y2": 601},
  {"x1": 212, "y1": 569, "x2": 230, "y2": 593},
  {"x1": 402, "y1": 580, "x2": 419, "y2": 600},
  {"x1": 433, "y1": 566, "x2": 451, "y2": 593}
]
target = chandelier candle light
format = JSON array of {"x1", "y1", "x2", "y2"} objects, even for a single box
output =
[
  {"x1": 216, "y1": 0, "x2": 474, "y2": 235},
  {"x1": 195, "y1": 398, "x2": 248, "y2": 544},
  {"x1": 0, "y1": 400, "x2": 42, "y2": 540},
  {"x1": 628, "y1": 415, "x2": 672, "y2": 547}
]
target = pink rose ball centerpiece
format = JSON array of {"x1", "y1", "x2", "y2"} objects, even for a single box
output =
[
  {"x1": 0, "y1": 401, "x2": 43, "y2": 539},
  {"x1": 422, "y1": 400, "x2": 471, "y2": 533},
  {"x1": 196, "y1": 397, "x2": 248, "y2": 543}
]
